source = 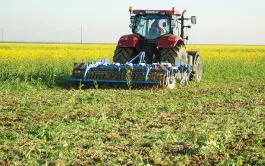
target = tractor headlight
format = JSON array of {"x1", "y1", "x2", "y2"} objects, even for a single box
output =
[{"x1": 168, "y1": 35, "x2": 175, "y2": 42}]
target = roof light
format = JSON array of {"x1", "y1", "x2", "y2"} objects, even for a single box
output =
[
  {"x1": 146, "y1": 10, "x2": 159, "y2": 14},
  {"x1": 172, "y1": 7, "x2": 175, "y2": 14},
  {"x1": 160, "y1": 12, "x2": 166, "y2": 15}
]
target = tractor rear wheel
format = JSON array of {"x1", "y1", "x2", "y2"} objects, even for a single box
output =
[
  {"x1": 191, "y1": 55, "x2": 203, "y2": 82},
  {"x1": 159, "y1": 44, "x2": 188, "y2": 64},
  {"x1": 113, "y1": 47, "x2": 136, "y2": 64}
]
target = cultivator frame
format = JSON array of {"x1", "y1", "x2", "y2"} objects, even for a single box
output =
[{"x1": 71, "y1": 51, "x2": 193, "y2": 88}]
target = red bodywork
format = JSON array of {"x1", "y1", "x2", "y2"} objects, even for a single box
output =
[
  {"x1": 118, "y1": 34, "x2": 183, "y2": 50},
  {"x1": 118, "y1": 34, "x2": 141, "y2": 51},
  {"x1": 157, "y1": 35, "x2": 184, "y2": 48},
  {"x1": 133, "y1": 10, "x2": 181, "y2": 16}
]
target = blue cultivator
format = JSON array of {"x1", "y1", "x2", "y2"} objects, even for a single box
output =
[{"x1": 71, "y1": 51, "x2": 194, "y2": 89}]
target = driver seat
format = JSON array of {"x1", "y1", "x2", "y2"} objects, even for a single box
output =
[{"x1": 148, "y1": 28, "x2": 160, "y2": 36}]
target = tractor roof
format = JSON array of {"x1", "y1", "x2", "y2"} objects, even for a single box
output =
[{"x1": 133, "y1": 10, "x2": 181, "y2": 16}]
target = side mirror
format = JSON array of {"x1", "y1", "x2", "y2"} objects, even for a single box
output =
[
  {"x1": 171, "y1": 19, "x2": 175, "y2": 28},
  {"x1": 162, "y1": 22, "x2": 167, "y2": 27},
  {"x1": 130, "y1": 16, "x2": 135, "y2": 24},
  {"x1": 191, "y1": 16, "x2": 196, "y2": 24},
  {"x1": 129, "y1": 24, "x2": 133, "y2": 29}
]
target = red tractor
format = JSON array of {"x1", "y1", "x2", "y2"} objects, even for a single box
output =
[
  {"x1": 71, "y1": 7, "x2": 202, "y2": 88},
  {"x1": 113, "y1": 7, "x2": 202, "y2": 81}
]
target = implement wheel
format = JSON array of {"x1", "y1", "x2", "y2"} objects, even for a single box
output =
[
  {"x1": 113, "y1": 47, "x2": 137, "y2": 64},
  {"x1": 191, "y1": 55, "x2": 203, "y2": 82},
  {"x1": 159, "y1": 44, "x2": 188, "y2": 64}
]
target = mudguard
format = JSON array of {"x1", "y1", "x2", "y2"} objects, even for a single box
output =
[
  {"x1": 157, "y1": 35, "x2": 184, "y2": 48},
  {"x1": 117, "y1": 34, "x2": 141, "y2": 51}
]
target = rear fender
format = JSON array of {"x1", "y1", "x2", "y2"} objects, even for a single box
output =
[
  {"x1": 157, "y1": 35, "x2": 184, "y2": 48},
  {"x1": 117, "y1": 34, "x2": 140, "y2": 51}
]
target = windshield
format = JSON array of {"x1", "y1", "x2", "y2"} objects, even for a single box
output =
[{"x1": 134, "y1": 15, "x2": 170, "y2": 39}]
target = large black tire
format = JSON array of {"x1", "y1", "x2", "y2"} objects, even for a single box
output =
[
  {"x1": 191, "y1": 55, "x2": 203, "y2": 82},
  {"x1": 159, "y1": 44, "x2": 188, "y2": 64},
  {"x1": 113, "y1": 47, "x2": 136, "y2": 64}
]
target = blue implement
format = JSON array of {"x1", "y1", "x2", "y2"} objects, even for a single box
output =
[{"x1": 71, "y1": 51, "x2": 193, "y2": 88}]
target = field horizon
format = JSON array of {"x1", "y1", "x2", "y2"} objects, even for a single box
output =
[{"x1": 1, "y1": 41, "x2": 265, "y2": 46}]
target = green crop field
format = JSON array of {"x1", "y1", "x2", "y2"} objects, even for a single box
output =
[{"x1": 0, "y1": 43, "x2": 265, "y2": 165}]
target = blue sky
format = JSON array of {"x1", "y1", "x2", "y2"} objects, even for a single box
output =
[{"x1": 1, "y1": 0, "x2": 264, "y2": 44}]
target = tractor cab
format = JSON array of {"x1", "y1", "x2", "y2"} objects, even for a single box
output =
[
  {"x1": 114, "y1": 7, "x2": 198, "y2": 65},
  {"x1": 133, "y1": 15, "x2": 170, "y2": 39},
  {"x1": 130, "y1": 9, "x2": 182, "y2": 40}
]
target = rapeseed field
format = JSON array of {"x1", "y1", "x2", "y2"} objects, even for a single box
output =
[{"x1": 0, "y1": 43, "x2": 264, "y2": 88}]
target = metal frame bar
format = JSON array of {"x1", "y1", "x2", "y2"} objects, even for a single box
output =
[
  {"x1": 71, "y1": 78, "x2": 161, "y2": 84},
  {"x1": 127, "y1": 51, "x2": 146, "y2": 64}
]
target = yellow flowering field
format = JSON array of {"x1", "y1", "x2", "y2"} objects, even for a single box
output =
[{"x1": 0, "y1": 43, "x2": 264, "y2": 87}]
